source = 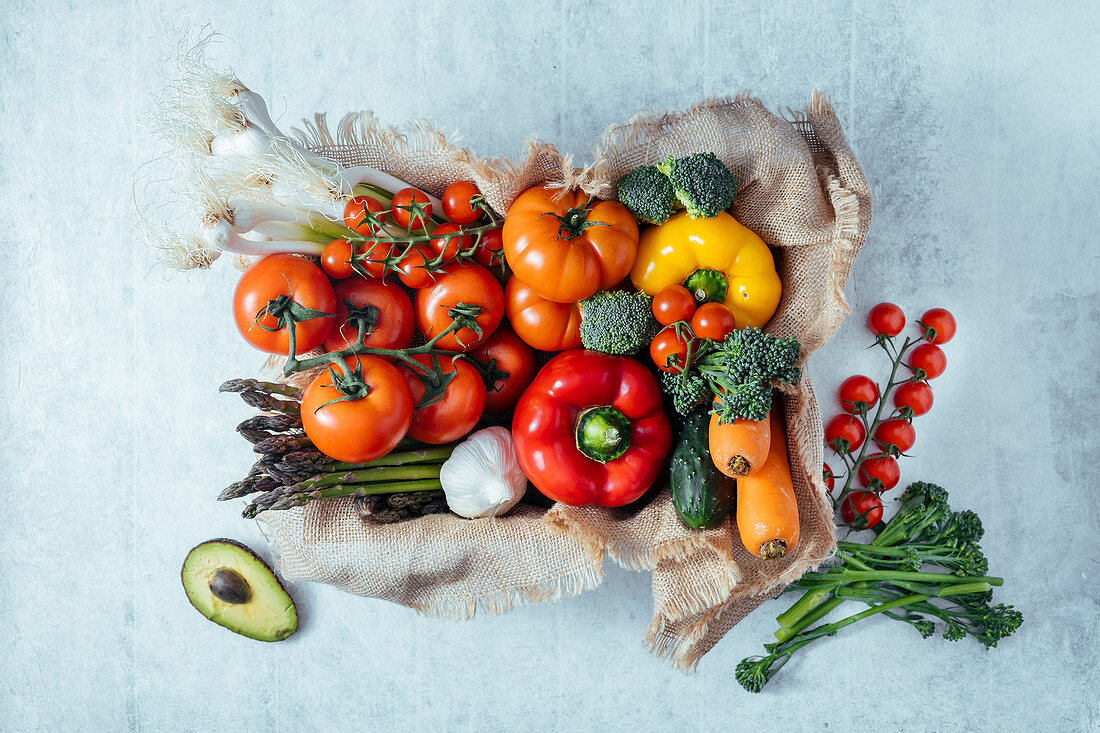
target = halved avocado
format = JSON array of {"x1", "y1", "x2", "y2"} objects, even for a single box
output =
[{"x1": 181, "y1": 539, "x2": 298, "y2": 642}]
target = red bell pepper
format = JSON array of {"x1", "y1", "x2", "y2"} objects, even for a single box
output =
[{"x1": 512, "y1": 349, "x2": 672, "y2": 507}]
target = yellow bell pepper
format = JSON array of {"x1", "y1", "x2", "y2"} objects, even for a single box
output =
[{"x1": 629, "y1": 211, "x2": 781, "y2": 329}]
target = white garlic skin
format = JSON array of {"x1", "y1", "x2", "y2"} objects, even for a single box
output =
[{"x1": 439, "y1": 427, "x2": 527, "y2": 519}]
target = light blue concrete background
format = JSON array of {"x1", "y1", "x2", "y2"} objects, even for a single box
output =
[{"x1": 2, "y1": 1, "x2": 1097, "y2": 730}]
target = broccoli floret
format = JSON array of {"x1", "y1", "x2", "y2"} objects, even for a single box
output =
[
  {"x1": 694, "y1": 327, "x2": 801, "y2": 423},
  {"x1": 659, "y1": 369, "x2": 711, "y2": 416},
  {"x1": 656, "y1": 152, "x2": 737, "y2": 219},
  {"x1": 578, "y1": 290, "x2": 661, "y2": 356},
  {"x1": 617, "y1": 165, "x2": 676, "y2": 225}
]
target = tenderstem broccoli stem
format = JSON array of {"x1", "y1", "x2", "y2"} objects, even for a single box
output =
[
  {"x1": 770, "y1": 593, "x2": 930, "y2": 656},
  {"x1": 792, "y1": 569, "x2": 1003, "y2": 587}
]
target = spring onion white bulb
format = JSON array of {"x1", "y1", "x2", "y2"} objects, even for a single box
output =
[
  {"x1": 439, "y1": 427, "x2": 527, "y2": 519},
  {"x1": 197, "y1": 216, "x2": 324, "y2": 257}
]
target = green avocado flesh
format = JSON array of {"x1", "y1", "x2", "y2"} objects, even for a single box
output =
[{"x1": 181, "y1": 539, "x2": 298, "y2": 642}]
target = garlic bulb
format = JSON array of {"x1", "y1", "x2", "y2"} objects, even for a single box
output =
[{"x1": 439, "y1": 427, "x2": 527, "y2": 519}]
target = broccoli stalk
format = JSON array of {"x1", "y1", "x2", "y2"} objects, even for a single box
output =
[
  {"x1": 617, "y1": 152, "x2": 737, "y2": 223},
  {"x1": 578, "y1": 290, "x2": 661, "y2": 356},
  {"x1": 656, "y1": 152, "x2": 737, "y2": 219},
  {"x1": 736, "y1": 482, "x2": 1022, "y2": 692},
  {"x1": 658, "y1": 326, "x2": 800, "y2": 421}
]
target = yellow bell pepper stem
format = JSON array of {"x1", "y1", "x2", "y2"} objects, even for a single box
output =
[{"x1": 628, "y1": 211, "x2": 782, "y2": 329}]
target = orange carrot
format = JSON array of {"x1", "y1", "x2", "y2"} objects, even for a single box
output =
[
  {"x1": 736, "y1": 406, "x2": 800, "y2": 560},
  {"x1": 709, "y1": 403, "x2": 771, "y2": 478}
]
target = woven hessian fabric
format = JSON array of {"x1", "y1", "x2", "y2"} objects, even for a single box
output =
[{"x1": 257, "y1": 92, "x2": 871, "y2": 671}]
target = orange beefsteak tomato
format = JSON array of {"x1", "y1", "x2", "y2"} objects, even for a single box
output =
[
  {"x1": 502, "y1": 185, "x2": 638, "y2": 304},
  {"x1": 505, "y1": 277, "x2": 582, "y2": 352}
]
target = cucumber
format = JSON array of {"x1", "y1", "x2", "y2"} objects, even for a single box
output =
[{"x1": 669, "y1": 409, "x2": 736, "y2": 529}]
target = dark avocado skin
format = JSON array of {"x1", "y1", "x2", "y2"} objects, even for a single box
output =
[
  {"x1": 181, "y1": 538, "x2": 298, "y2": 642},
  {"x1": 669, "y1": 409, "x2": 736, "y2": 529}
]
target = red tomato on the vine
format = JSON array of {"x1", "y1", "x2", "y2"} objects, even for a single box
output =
[
  {"x1": 650, "y1": 326, "x2": 690, "y2": 373},
  {"x1": 908, "y1": 343, "x2": 947, "y2": 380},
  {"x1": 920, "y1": 308, "x2": 956, "y2": 344},
  {"x1": 321, "y1": 239, "x2": 357, "y2": 280},
  {"x1": 690, "y1": 303, "x2": 737, "y2": 340},
  {"x1": 441, "y1": 181, "x2": 483, "y2": 225},
  {"x1": 841, "y1": 491, "x2": 884, "y2": 529},
  {"x1": 894, "y1": 380, "x2": 934, "y2": 416},
  {"x1": 355, "y1": 240, "x2": 392, "y2": 279},
  {"x1": 395, "y1": 245, "x2": 436, "y2": 289},
  {"x1": 473, "y1": 227, "x2": 504, "y2": 267},
  {"x1": 652, "y1": 285, "x2": 696, "y2": 326},
  {"x1": 868, "y1": 302, "x2": 905, "y2": 337},
  {"x1": 825, "y1": 414, "x2": 865, "y2": 452},
  {"x1": 323, "y1": 278, "x2": 415, "y2": 352},
  {"x1": 429, "y1": 222, "x2": 473, "y2": 260},
  {"x1": 232, "y1": 254, "x2": 336, "y2": 355},
  {"x1": 858, "y1": 453, "x2": 901, "y2": 491},
  {"x1": 823, "y1": 463, "x2": 836, "y2": 491},
  {"x1": 390, "y1": 187, "x2": 433, "y2": 232},
  {"x1": 343, "y1": 195, "x2": 387, "y2": 235},
  {"x1": 300, "y1": 355, "x2": 413, "y2": 462},
  {"x1": 472, "y1": 324, "x2": 537, "y2": 413},
  {"x1": 415, "y1": 262, "x2": 504, "y2": 351},
  {"x1": 838, "y1": 375, "x2": 879, "y2": 413},
  {"x1": 874, "y1": 419, "x2": 916, "y2": 454},
  {"x1": 399, "y1": 355, "x2": 486, "y2": 444}
]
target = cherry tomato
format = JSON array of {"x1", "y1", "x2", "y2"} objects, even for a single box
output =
[
  {"x1": 908, "y1": 343, "x2": 947, "y2": 380},
  {"x1": 893, "y1": 380, "x2": 934, "y2": 417},
  {"x1": 505, "y1": 277, "x2": 581, "y2": 351},
  {"x1": 920, "y1": 307, "x2": 956, "y2": 344},
  {"x1": 823, "y1": 463, "x2": 836, "y2": 491},
  {"x1": 355, "y1": 239, "x2": 392, "y2": 279},
  {"x1": 415, "y1": 262, "x2": 504, "y2": 351},
  {"x1": 429, "y1": 222, "x2": 472, "y2": 260},
  {"x1": 472, "y1": 324, "x2": 537, "y2": 413},
  {"x1": 841, "y1": 491, "x2": 884, "y2": 529},
  {"x1": 838, "y1": 375, "x2": 879, "y2": 413},
  {"x1": 652, "y1": 285, "x2": 696, "y2": 326},
  {"x1": 343, "y1": 195, "x2": 388, "y2": 235},
  {"x1": 824, "y1": 414, "x2": 865, "y2": 452},
  {"x1": 399, "y1": 355, "x2": 486, "y2": 444},
  {"x1": 690, "y1": 303, "x2": 737, "y2": 340},
  {"x1": 473, "y1": 227, "x2": 504, "y2": 267},
  {"x1": 323, "y1": 278, "x2": 414, "y2": 352},
  {"x1": 395, "y1": 245, "x2": 436, "y2": 289},
  {"x1": 300, "y1": 355, "x2": 413, "y2": 462},
  {"x1": 650, "y1": 327, "x2": 690, "y2": 373},
  {"x1": 320, "y1": 239, "x2": 356, "y2": 280},
  {"x1": 858, "y1": 453, "x2": 900, "y2": 491},
  {"x1": 874, "y1": 419, "x2": 916, "y2": 454},
  {"x1": 441, "y1": 180, "x2": 483, "y2": 225},
  {"x1": 232, "y1": 254, "x2": 336, "y2": 355},
  {"x1": 868, "y1": 302, "x2": 905, "y2": 337},
  {"x1": 390, "y1": 187, "x2": 433, "y2": 232}
]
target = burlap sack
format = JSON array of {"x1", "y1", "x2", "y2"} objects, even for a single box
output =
[{"x1": 258, "y1": 92, "x2": 871, "y2": 671}]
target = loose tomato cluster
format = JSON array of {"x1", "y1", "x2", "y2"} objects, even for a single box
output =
[{"x1": 825, "y1": 304, "x2": 957, "y2": 529}]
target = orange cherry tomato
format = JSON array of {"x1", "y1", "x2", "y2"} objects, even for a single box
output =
[
  {"x1": 324, "y1": 278, "x2": 415, "y2": 352},
  {"x1": 472, "y1": 324, "x2": 537, "y2": 413},
  {"x1": 232, "y1": 254, "x2": 336, "y2": 355},
  {"x1": 652, "y1": 284, "x2": 696, "y2": 326},
  {"x1": 399, "y1": 355, "x2": 486, "y2": 444},
  {"x1": 415, "y1": 262, "x2": 504, "y2": 351},
  {"x1": 343, "y1": 195, "x2": 387, "y2": 235},
  {"x1": 502, "y1": 185, "x2": 638, "y2": 303},
  {"x1": 300, "y1": 355, "x2": 413, "y2": 462},
  {"x1": 504, "y1": 277, "x2": 582, "y2": 351},
  {"x1": 690, "y1": 303, "x2": 737, "y2": 340}
]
